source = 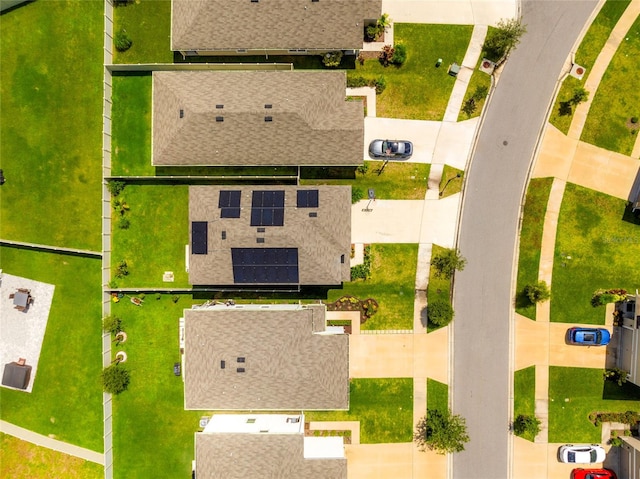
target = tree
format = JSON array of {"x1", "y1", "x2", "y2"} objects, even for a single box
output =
[
  {"x1": 115, "y1": 29, "x2": 132, "y2": 52},
  {"x1": 461, "y1": 98, "x2": 477, "y2": 118},
  {"x1": 102, "y1": 315, "x2": 122, "y2": 334},
  {"x1": 102, "y1": 364, "x2": 130, "y2": 394},
  {"x1": 523, "y1": 280, "x2": 550, "y2": 304},
  {"x1": 483, "y1": 18, "x2": 527, "y2": 63},
  {"x1": 513, "y1": 414, "x2": 541, "y2": 438},
  {"x1": 570, "y1": 87, "x2": 589, "y2": 106},
  {"x1": 432, "y1": 248, "x2": 467, "y2": 279},
  {"x1": 414, "y1": 409, "x2": 470, "y2": 454},
  {"x1": 427, "y1": 300, "x2": 454, "y2": 327}
]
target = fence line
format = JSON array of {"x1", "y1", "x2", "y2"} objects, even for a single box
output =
[
  {"x1": 106, "y1": 62, "x2": 292, "y2": 72},
  {"x1": 0, "y1": 239, "x2": 101, "y2": 258}
]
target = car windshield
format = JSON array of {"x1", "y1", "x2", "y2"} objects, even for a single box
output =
[
  {"x1": 583, "y1": 333, "x2": 595, "y2": 342},
  {"x1": 567, "y1": 451, "x2": 576, "y2": 462}
]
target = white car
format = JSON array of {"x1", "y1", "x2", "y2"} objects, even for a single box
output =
[{"x1": 558, "y1": 445, "x2": 606, "y2": 464}]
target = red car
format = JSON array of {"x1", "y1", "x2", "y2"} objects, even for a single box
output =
[{"x1": 571, "y1": 469, "x2": 617, "y2": 479}]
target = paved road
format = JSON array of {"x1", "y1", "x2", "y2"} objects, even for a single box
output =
[{"x1": 452, "y1": 1, "x2": 598, "y2": 478}]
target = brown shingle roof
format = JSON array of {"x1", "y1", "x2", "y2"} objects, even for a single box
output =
[
  {"x1": 183, "y1": 304, "x2": 349, "y2": 410},
  {"x1": 195, "y1": 433, "x2": 347, "y2": 479},
  {"x1": 188, "y1": 185, "x2": 351, "y2": 286},
  {"x1": 152, "y1": 70, "x2": 363, "y2": 166},
  {"x1": 171, "y1": 0, "x2": 381, "y2": 52}
]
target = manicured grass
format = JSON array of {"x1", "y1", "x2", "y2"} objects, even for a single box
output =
[
  {"x1": 548, "y1": 366, "x2": 640, "y2": 443},
  {"x1": 426, "y1": 378, "x2": 448, "y2": 412},
  {"x1": 113, "y1": 0, "x2": 172, "y2": 64},
  {"x1": 111, "y1": 294, "x2": 205, "y2": 479},
  {"x1": 427, "y1": 244, "x2": 452, "y2": 333},
  {"x1": 110, "y1": 184, "x2": 189, "y2": 288},
  {"x1": 457, "y1": 33, "x2": 495, "y2": 122},
  {"x1": 0, "y1": 0, "x2": 102, "y2": 250},
  {"x1": 328, "y1": 244, "x2": 418, "y2": 330},
  {"x1": 513, "y1": 366, "x2": 536, "y2": 441},
  {"x1": 551, "y1": 183, "x2": 640, "y2": 324},
  {"x1": 301, "y1": 161, "x2": 430, "y2": 200},
  {"x1": 515, "y1": 178, "x2": 554, "y2": 319},
  {"x1": 438, "y1": 165, "x2": 464, "y2": 199},
  {"x1": 0, "y1": 247, "x2": 103, "y2": 451},
  {"x1": 581, "y1": 14, "x2": 640, "y2": 154},
  {"x1": 0, "y1": 433, "x2": 103, "y2": 479},
  {"x1": 305, "y1": 378, "x2": 414, "y2": 443},
  {"x1": 349, "y1": 24, "x2": 473, "y2": 120},
  {"x1": 549, "y1": 0, "x2": 631, "y2": 133}
]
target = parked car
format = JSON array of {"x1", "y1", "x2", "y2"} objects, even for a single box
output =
[
  {"x1": 368, "y1": 139, "x2": 413, "y2": 159},
  {"x1": 558, "y1": 445, "x2": 606, "y2": 464},
  {"x1": 571, "y1": 469, "x2": 617, "y2": 479},
  {"x1": 567, "y1": 327, "x2": 611, "y2": 346}
]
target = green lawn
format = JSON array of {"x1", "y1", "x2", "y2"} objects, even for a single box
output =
[
  {"x1": 111, "y1": 294, "x2": 205, "y2": 479},
  {"x1": 551, "y1": 183, "x2": 640, "y2": 324},
  {"x1": 581, "y1": 14, "x2": 640, "y2": 154},
  {"x1": 457, "y1": 32, "x2": 495, "y2": 122},
  {"x1": 513, "y1": 366, "x2": 536, "y2": 441},
  {"x1": 427, "y1": 244, "x2": 453, "y2": 332},
  {"x1": 549, "y1": 0, "x2": 632, "y2": 133},
  {"x1": 548, "y1": 366, "x2": 640, "y2": 443},
  {"x1": 301, "y1": 161, "x2": 430, "y2": 200},
  {"x1": 0, "y1": 247, "x2": 103, "y2": 452},
  {"x1": 305, "y1": 378, "x2": 414, "y2": 443},
  {"x1": 110, "y1": 184, "x2": 189, "y2": 288},
  {"x1": 349, "y1": 24, "x2": 473, "y2": 120},
  {"x1": 0, "y1": 0, "x2": 102, "y2": 250},
  {"x1": 426, "y1": 378, "x2": 448, "y2": 412},
  {"x1": 0, "y1": 433, "x2": 103, "y2": 479},
  {"x1": 438, "y1": 165, "x2": 464, "y2": 199},
  {"x1": 328, "y1": 244, "x2": 418, "y2": 330},
  {"x1": 516, "y1": 178, "x2": 554, "y2": 319},
  {"x1": 113, "y1": 0, "x2": 172, "y2": 64}
]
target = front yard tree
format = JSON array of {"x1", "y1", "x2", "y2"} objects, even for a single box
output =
[
  {"x1": 102, "y1": 364, "x2": 130, "y2": 395},
  {"x1": 483, "y1": 18, "x2": 527, "y2": 63},
  {"x1": 523, "y1": 280, "x2": 551, "y2": 304},
  {"x1": 414, "y1": 409, "x2": 470, "y2": 454},
  {"x1": 432, "y1": 248, "x2": 467, "y2": 279}
]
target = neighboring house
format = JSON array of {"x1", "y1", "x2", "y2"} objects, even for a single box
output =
[
  {"x1": 152, "y1": 70, "x2": 363, "y2": 167},
  {"x1": 618, "y1": 291, "x2": 640, "y2": 386},
  {"x1": 181, "y1": 303, "x2": 349, "y2": 410},
  {"x1": 620, "y1": 436, "x2": 640, "y2": 479},
  {"x1": 194, "y1": 414, "x2": 347, "y2": 479},
  {"x1": 187, "y1": 185, "x2": 351, "y2": 287},
  {"x1": 171, "y1": 0, "x2": 382, "y2": 57}
]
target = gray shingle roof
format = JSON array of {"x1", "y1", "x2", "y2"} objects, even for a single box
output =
[
  {"x1": 195, "y1": 433, "x2": 347, "y2": 479},
  {"x1": 171, "y1": 0, "x2": 381, "y2": 52},
  {"x1": 183, "y1": 304, "x2": 349, "y2": 410},
  {"x1": 152, "y1": 70, "x2": 363, "y2": 166},
  {"x1": 188, "y1": 185, "x2": 351, "y2": 286}
]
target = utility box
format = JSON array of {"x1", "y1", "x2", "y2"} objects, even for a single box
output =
[{"x1": 448, "y1": 62, "x2": 460, "y2": 77}]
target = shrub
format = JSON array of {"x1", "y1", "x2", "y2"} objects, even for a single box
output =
[
  {"x1": 346, "y1": 76, "x2": 386, "y2": 94},
  {"x1": 631, "y1": 116, "x2": 639, "y2": 124},
  {"x1": 472, "y1": 85, "x2": 489, "y2": 101},
  {"x1": 102, "y1": 364, "x2": 130, "y2": 394},
  {"x1": 102, "y1": 315, "x2": 122, "y2": 334},
  {"x1": 118, "y1": 217, "x2": 130, "y2": 229},
  {"x1": 374, "y1": 76, "x2": 386, "y2": 94},
  {"x1": 351, "y1": 245, "x2": 372, "y2": 280},
  {"x1": 116, "y1": 260, "x2": 129, "y2": 279},
  {"x1": 610, "y1": 437, "x2": 623, "y2": 447},
  {"x1": 362, "y1": 298, "x2": 379, "y2": 318},
  {"x1": 352, "y1": 187, "x2": 365, "y2": 203},
  {"x1": 603, "y1": 368, "x2": 629, "y2": 386},
  {"x1": 427, "y1": 300, "x2": 454, "y2": 327},
  {"x1": 379, "y1": 45, "x2": 395, "y2": 67},
  {"x1": 523, "y1": 280, "x2": 551, "y2": 304},
  {"x1": 414, "y1": 409, "x2": 469, "y2": 454},
  {"x1": 322, "y1": 51, "x2": 343, "y2": 68},
  {"x1": 391, "y1": 43, "x2": 407, "y2": 65},
  {"x1": 591, "y1": 289, "x2": 627, "y2": 307},
  {"x1": 357, "y1": 162, "x2": 369, "y2": 175},
  {"x1": 513, "y1": 414, "x2": 541, "y2": 439},
  {"x1": 115, "y1": 29, "x2": 132, "y2": 52},
  {"x1": 155, "y1": 292, "x2": 162, "y2": 300},
  {"x1": 432, "y1": 248, "x2": 466, "y2": 279},
  {"x1": 107, "y1": 180, "x2": 126, "y2": 197},
  {"x1": 347, "y1": 76, "x2": 369, "y2": 88},
  {"x1": 172, "y1": 294, "x2": 180, "y2": 303},
  {"x1": 113, "y1": 198, "x2": 130, "y2": 216}
]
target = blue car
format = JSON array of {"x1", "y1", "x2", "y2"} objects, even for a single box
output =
[{"x1": 568, "y1": 328, "x2": 611, "y2": 346}]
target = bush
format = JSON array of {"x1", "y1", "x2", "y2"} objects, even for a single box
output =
[
  {"x1": 379, "y1": 45, "x2": 395, "y2": 67},
  {"x1": 116, "y1": 260, "x2": 129, "y2": 279},
  {"x1": 374, "y1": 76, "x2": 386, "y2": 94},
  {"x1": 351, "y1": 245, "x2": 372, "y2": 280},
  {"x1": 172, "y1": 294, "x2": 180, "y2": 303},
  {"x1": 631, "y1": 116, "x2": 639, "y2": 124},
  {"x1": 322, "y1": 51, "x2": 343, "y2": 68},
  {"x1": 346, "y1": 76, "x2": 386, "y2": 94},
  {"x1": 523, "y1": 280, "x2": 551, "y2": 304},
  {"x1": 155, "y1": 292, "x2": 162, "y2": 300},
  {"x1": 115, "y1": 29, "x2": 132, "y2": 52},
  {"x1": 102, "y1": 315, "x2": 122, "y2": 334},
  {"x1": 118, "y1": 217, "x2": 130, "y2": 229},
  {"x1": 414, "y1": 409, "x2": 469, "y2": 454},
  {"x1": 352, "y1": 187, "x2": 365, "y2": 203},
  {"x1": 610, "y1": 437, "x2": 623, "y2": 447},
  {"x1": 513, "y1": 414, "x2": 541, "y2": 438},
  {"x1": 107, "y1": 180, "x2": 126, "y2": 197},
  {"x1": 102, "y1": 364, "x2": 130, "y2": 394},
  {"x1": 357, "y1": 162, "x2": 369, "y2": 175},
  {"x1": 362, "y1": 298, "x2": 379, "y2": 318},
  {"x1": 347, "y1": 76, "x2": 369, "y2": 88},
  {"x1": 391, "y1": 43, "x2": 407, "y2": 65},
  {"x1": 591, "y1": 289, "x2": 627, "y2": 307},
  {"x1": 427, "y1": 300, "x2": 454, "y2": 327},
  {"x1": 603, "y1": 368, "x2": 629, "y2": 386}
]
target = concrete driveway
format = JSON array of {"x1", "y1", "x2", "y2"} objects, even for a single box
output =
[
  {"x1": 346, "y1": 443, "x2": 447, "y2": 479},
  {"x1": 381, "y1": 0, "x2": 516, "y2": 26},
  {"x1": 364, "y1": 117, "x2": 440, "y2": 164}
]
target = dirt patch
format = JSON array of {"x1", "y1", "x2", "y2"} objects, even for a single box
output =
[{"x1": 625, "y1": 118, "x2": 639, "y2": 131}]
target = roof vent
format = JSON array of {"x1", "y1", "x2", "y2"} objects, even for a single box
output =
[
  {"x1": 216, "y1": 116, "x2": 224, "y2": 122},
  {"x1": 264, "y1": 104, "x2": 272, "y2": 109},
  {"x1": 215, "y1": 104, "x2": 224, "y2": 109},
  {"x1": 179, "y1": 109, "x2": 184, "y2": 118},
  {"x1": 309, "y1": 212, "x2": 317, "y2": 218},
  {"x1": 256, "y1": 237, "x2": 265, "y2": 243},
  {"x1": 264, "y1": 116, "x2": 273, "y2": 122},
  {"x1": 237, "y1": 367, "x2": 246, "y2": 373}
]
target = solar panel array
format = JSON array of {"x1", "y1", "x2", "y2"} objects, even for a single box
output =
[
  {"x1": 296, "y1": 189, "x2": 319, "y2": 208},
  {"x1": 191, "y1": 221, "x2": 208, "y2": 254},
  {"x1": 250, "y1": 190, "x2": 285, "y2": 226},
  {"x1": 218, "y1": 190, "x2": 241, "y2": 218},
  {"x1": 231, "y1": 248, "x2": 298, "y2": 283}
]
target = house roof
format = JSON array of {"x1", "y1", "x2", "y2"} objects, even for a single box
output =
[
  {"x1": 183, "y1": 304, "x2": 349, "y2": 410},
  {"x1": 171, "y1": 0, "x2": 381, "y2": 52},
  {"x1": 188, "y1": 185, "x2": 351, "y2": 286},
  {"x1": 195, "y1": 433, "x2": 347, "y2": 479},
  {"x1": 152, "y1": 70, "x2": 363, "y2": 167}
]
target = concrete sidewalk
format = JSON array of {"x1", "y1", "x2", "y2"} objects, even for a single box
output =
[{"x1": 0, "y1": 420, "x2": 104, "y2": 465}]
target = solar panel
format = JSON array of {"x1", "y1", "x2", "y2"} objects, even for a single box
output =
[
  {"x1": 297, "y1": 190, "x2": 319, "y2": 208},
  {"x1": 231, "y1": 248, "x2": 298, "y2": 283},
  {"x1": 250, "y1": 190, "x2": 285, "y2": 226},
  {"x1": 219, "y1": 190, "x2": 241, "y2": 218},
  {"x1": 191, "y1": 222, "x2": 208, "y2": 255}
]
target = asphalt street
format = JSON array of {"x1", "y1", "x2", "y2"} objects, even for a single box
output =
[{"x1": 452, "y1": 1, "x2": 598, "y2": 478}]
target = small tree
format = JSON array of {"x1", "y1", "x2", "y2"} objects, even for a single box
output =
[
  {"x1": 116, "y1": 260, "x2": 129, "y2": 279},
  {"x1": 352, "y1": 187, "x2": 365, "y2": 203},
  {"x1": 570, "y1": 87, "x2": 589, "y2": 106},
  {"x1": 483, "y1": 18, "x2": 527, "y2": 63},
  {"x1": 391, "y1": 43, "x2": 407, "y2": 65},
  {"x1": 432, "y1": 248, "x2": 467, "y2": 279},
  {"x1": 523, "y1": 280, "x2": 550, "y2": 304},
  {"x1": 513, "y1": 414, "x2": 541, "y2": 439},
  {"x1": 102, "y1": 315, "x2": 122, "y2": 335},
  {"x1": 414, "y1": 409, "x2": 470, "y2": 454},
  {"x1": 461, "y1": 98, "x2": 477, "y2": 118},
  {"x1": 102, "y1": 364, "x2": 130, "y2": 394},
  {"x1": 115, "y1": 29, "x2": 132, "y2": 52},
  {"x1": 107, "y1": 180, "x2": 126, "y2": 197},
  {"x1": 427, "y1": 300, "x2": 454, "y2": 327}
]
